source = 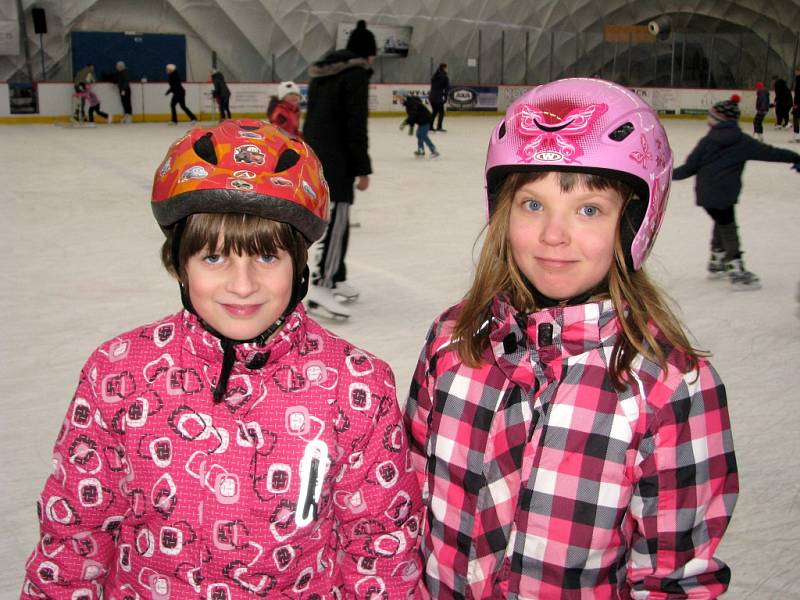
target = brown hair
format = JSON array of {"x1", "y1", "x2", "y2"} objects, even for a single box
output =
[
  {"x1": 453, "y1": 171, "x2": 704, "y2": 388},
  {"x1": 161, "y1": 213, "x2": 308, "y2": 282}
]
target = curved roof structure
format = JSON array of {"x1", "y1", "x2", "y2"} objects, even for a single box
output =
[{"x1": 2, "y1": 0, "x2": 799, "y2": 86}]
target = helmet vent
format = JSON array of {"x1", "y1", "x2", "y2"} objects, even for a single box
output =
[
  {"x1": 239, "y1": 125, "x2": 259, "y2": 131},
  {"x1": 498, "y1": 121, "x2": 507, "y2": 139},
  {"x1": 608, "y1": 122, "x2": 634, "y2": 142},
  {"x1": 193, "y1": 132, "x2": 218, "y2": 165},
  {"x1": 275, "y1": 149, "x2": 301, "y2": 172}
]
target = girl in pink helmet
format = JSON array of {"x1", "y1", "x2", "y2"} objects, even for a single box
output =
[
  {"x1": 22, "y1": 120, "x2": 423, "y2": 599},
  {"x1": 404, "y1": 78, "x2": 738, "y2": 599}
]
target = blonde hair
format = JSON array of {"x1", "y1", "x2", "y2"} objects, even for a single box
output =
[
  {"x1": 453, "y1": 171, "x2": 704, "y2": 389},
  {"x1": 161, "y1": 213, "x2": 307, "y2": 282}
]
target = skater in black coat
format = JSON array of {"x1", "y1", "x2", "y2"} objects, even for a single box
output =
[
  {"x1": 774, "y1": 78, "x2": 792, "y2": 127},
  {"x1": 165, "y1": 64, "x2": 197, "y2": 125},
  {"x1": 211, "y1": 69, "x2": 231, "y2": 121},
  {"x1": 429, "y1": 63, "x2": 449, "y2": 131},
  {"x1": 673, "y1": 95, "x2": 800, "y2": 290},
  {"x1": 303, "y1": 49, "x2": 373, "y2": 313},
  {"x1": 115, "y1": 61, "x2": 132, "y2": 123},
  {"x1": 346, "y1": 20, "x2": 377, "y2": 61}
]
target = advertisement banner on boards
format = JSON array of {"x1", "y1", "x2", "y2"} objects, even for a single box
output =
[{"x1": 447, "y1": 86, "x2": 498, "y2": 111}]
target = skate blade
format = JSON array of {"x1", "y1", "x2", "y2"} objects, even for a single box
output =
[
  {"x1": 332, "y1": 292, "x2": 359, "y2": 303},
  {"x1": 706, "y1": 272, "x2": 727, "y2": 280},
  {"x1": 731, "y1": 281, "x2": 762, "y2": 291},
  {"x1": 306, "y1": 300, "x2": 350, "y2": 319}
]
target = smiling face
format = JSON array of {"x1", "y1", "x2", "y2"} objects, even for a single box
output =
[
  {"x1": 508, "y1": 172, "x2": 624, "y2": 301},
  {"x1": 185, "y1": 244, "x2": 294, "y2": 341}
]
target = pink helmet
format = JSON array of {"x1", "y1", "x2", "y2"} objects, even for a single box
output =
[{"x1": 486, "y1": 78, "x2": 672, "y2": 270}]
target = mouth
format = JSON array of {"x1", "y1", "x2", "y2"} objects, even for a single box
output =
[
  {"x1": 536, "y1": 258, "x2": 577, "y2": 269},
  {"x1": 221, "y1": 303, "x2": 262, "y2": 317}
]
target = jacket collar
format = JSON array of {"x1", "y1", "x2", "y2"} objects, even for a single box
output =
[
  {"x1": 487, "y1": 295, "x2": 619, "y2": 387},
  {"x1": 179, "y1": 304, "x2": 307, "y2": 370}
]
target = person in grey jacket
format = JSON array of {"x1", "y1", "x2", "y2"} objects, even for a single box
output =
[{"x1": 673, "y1": 95, "x2": 800, "y2": 290}]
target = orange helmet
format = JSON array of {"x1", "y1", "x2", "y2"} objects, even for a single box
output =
[{"x1": 151, "y1": 119, "x2": 329, "y2": 243}]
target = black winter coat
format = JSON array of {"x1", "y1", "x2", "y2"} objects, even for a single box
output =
[
  {"x1": 403, "y1": 96, "x2": 433, "y2": 126},
  {"x1": 673, "y1": 120, "x2": 800, "y2": 209},
  {"x1": 167, "y1": 70, "x2": 185, "y2": 97},
  {"x1": 430, "y1": 68, "x2": 449, "y2": 104},
  {"x1": 303, "y1": 49, "x2": 372, "y2": 205},
  {"x1": 116, "y1": 68, "x2": 130, "y2": 92},
  {"x1": 211, "y1": 71, "x2": 230, "y2": 99}
]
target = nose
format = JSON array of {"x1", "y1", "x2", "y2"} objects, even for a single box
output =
[
  {"x1": 226, "y1": 256, "x2": 259, "y2": 297},
  {"x1": 539, "y1": 212, "x2": 569, "y2": 246}
]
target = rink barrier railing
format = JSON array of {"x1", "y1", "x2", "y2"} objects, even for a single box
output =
[{"x1": 0, "y1": 81, "x2": 770, "y2": 124}]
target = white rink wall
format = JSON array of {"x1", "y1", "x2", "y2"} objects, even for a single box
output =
[{"x1": 0, "y1": 81, "x2": 767, "y2": 121}]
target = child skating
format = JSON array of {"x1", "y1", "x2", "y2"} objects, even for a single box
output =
[
  {"x1": 398, "y1": 93, "x2": 439, "y2": 158},
  {"x1": 754, "y1": 81, "x2": 769, "y2": 140},
  {"x1": 673, "y1": 94, "x2": 800, "y2": 290},
  {"x1": 267, "y1": 80, "x2": 302, "y2": 137},
  {"x1": 404, "y1": 78, "x2": 738, "y2": 599},
  {"x1": 21, "y1": 120, "x2": 423, "y2": 599}
]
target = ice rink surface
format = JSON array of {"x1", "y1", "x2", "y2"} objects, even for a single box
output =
[{"x1": 1, "y1": 115, "x2": 798, "y2": 598}]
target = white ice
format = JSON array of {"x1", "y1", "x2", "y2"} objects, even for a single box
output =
[{"x1": 1, "y1": 117, "x2": 798, "y2": 598}]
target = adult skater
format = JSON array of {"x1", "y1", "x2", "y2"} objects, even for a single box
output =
[
  {"x1": 20, "y1": 120, "x2": 422, "y2": 599},
  {"x1": 429, "y1": 62, "x2": 449, "y2": 132},
  {"x1": 303, "y1": 48, "x2": 372, "y2": 315},
  {"x1": 792, "y1": 66, "x2": 800, "y2": 142},
  {"x1": 673, "y1": 95, "x2": 800, "y2": 290},
  {"x1": 165, "y1": 63, "x2": 197, "y2": 125},
  {"x1": 115, "y1": 61, "x2": 132, "y2": 123},
  {"x1": 774, "y1": 77, "x2": 792, "y2": 128},
  {"x1": 404, "y1": 77, "x2": 738, "y2": 599}
]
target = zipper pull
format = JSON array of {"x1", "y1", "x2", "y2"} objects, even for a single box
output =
[{"x1": 296, "y1": 440, "x2": 328, "y2": 527}]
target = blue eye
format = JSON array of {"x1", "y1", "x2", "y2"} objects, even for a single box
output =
[
  {"x1": 523, "y1": 199, "x2": 543, "y2": 211},
  {"x1": 580, "y1": 205, "x2": 599, "y2": 217},
  {"x1": 257, "y1": 254, "x2": 277, "y2": 264},
  {"x1": 204, "y1": 254, "x2": 223, "y2": 265}
]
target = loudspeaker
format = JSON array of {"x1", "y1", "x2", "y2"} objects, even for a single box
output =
[
  {"x1": 647, "y1": 16, "x2": 672, "y2": 41},
  {"x1": 32, "y1": 8, "x2": 47, "y2": 35}
]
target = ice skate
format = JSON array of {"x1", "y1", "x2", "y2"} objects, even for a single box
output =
[
  {"x1": 706, "y1": 249, "x2": 727, "y2": 280},
  {"x1": 430, "y1": 151, "x2": 441, "y2": 159},
  {"x1": 305, "y1": 285, "x2": 351, "y2": 319},
  {"x1": 332, "y1": 281, "x2": 359, "y2": 302},
  {"x1": 725, "y1": 258, "x2": 761, "y2": 291},
  {"x1": 414, "y1": 150, "x2": 425, "y2": 157},
  {"x1": 755, "y1": 133, "x2": 764, "y2": 141},
  {"x1": 791, "y1": 133, "x2": 800, "y2": 143}
]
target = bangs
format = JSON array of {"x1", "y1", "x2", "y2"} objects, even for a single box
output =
[
  {"x1": 161, "y1": 212, "x2": 308, "y2": 281},
  {"x1": 500, "y1": 170, "x2": 635, "y2": 199},
  {"x1": 181, "y1": 213, "x2": 294, "y2": 258}
]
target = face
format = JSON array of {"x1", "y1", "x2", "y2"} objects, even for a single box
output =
[
  {"x1": 507, "y1": 173, "x2": 624, "y2": 301},
  {"x1": 284, "y1": 93, "x2": 301, "y2": 106},
  {"x1": 185, "y1": 241, "x2": 294, "y2": 341}
]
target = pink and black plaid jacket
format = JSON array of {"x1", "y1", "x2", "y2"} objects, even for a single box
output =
[{"x1": 405, "y1": 296, "x2": 738, "y2": 599}]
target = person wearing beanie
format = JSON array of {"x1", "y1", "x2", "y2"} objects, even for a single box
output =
[
  {"x1": 673, "y1": 94, "x2": 800, "y2": 290},
  {"x1": 266, "y1": 81, "x2": 302, "y2": 136},
  {"x1": 345, "y1": 19, "x2": 377, "y2": 61},
  {"x1": 753, "y1": 82, "x2": 769, "y2": 141}
]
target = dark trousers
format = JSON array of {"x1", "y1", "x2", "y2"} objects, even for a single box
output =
[
  {"x1": 119, "y1": 87, "x2": 132, "y2": 115},
  {"x1": 430, "y1": 101, "x2": 445, "y2": 130},
  {"x1": 170, "y1": 93, "x2": 197, "y2": 123},
  {"x1": 315, "y1": 202, "x2": 350, "y2": 287},
  {"x1": 88, "y1": 105, "x2": 108, "y2": 122},
  {"x1": 218, "y1": 96, "x2": 231, "y2": 120},
  {"x1": 753, "y1": 112, "x2": 765, "y2": 134},
  {"x1": 777, "y1": 107, "x2": 790, "y2": 127},
  {"x1": 793, "y1": 107, "x2": 800, "y2": 134},
  {"x1": 705, "y1": 206, "x2": 740, "y2": 260}
]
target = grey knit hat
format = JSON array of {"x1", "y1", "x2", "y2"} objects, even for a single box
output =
[{"x1": 709, "y1": 95, "x2": 741, "y2": 122}]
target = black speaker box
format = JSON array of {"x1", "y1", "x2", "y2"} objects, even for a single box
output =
[{"x1": 32, "y1": 8, "x2": 47, "y2": 35}]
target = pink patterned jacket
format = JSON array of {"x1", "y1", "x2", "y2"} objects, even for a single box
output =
[{"x1": 22, "y1": 305, "x2": 422, "y2": 599}]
